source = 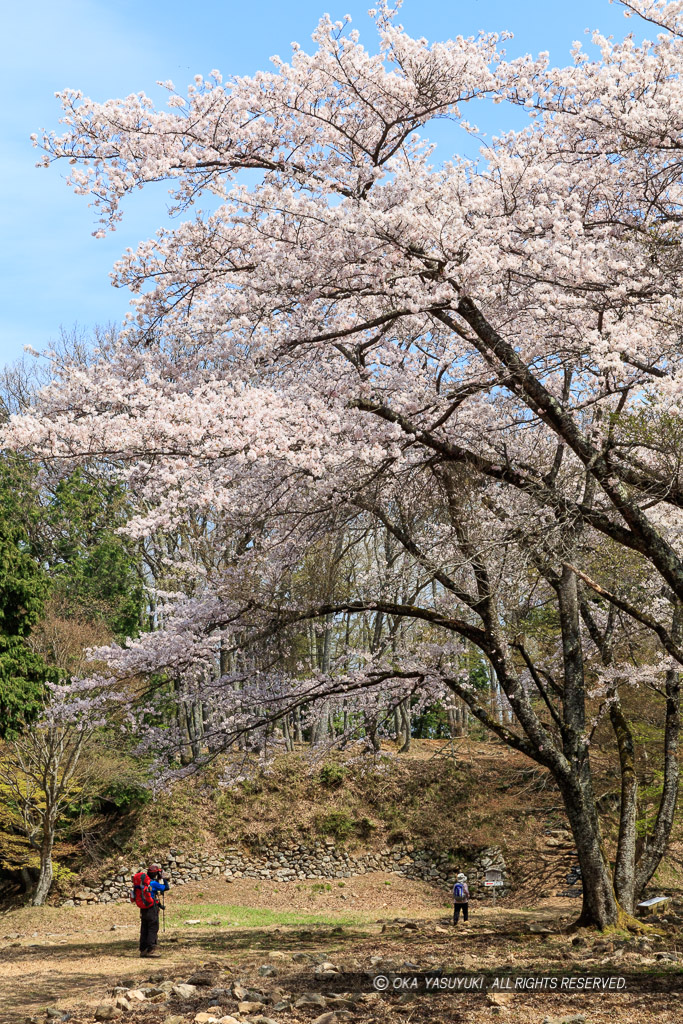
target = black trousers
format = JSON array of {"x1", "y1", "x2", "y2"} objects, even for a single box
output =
[
  {"x1": 139, "y1": 903, "x2": 160, "y2": 952},
  {"x1": 453, "y1": 902, "x2": 469, "y2": 924}
]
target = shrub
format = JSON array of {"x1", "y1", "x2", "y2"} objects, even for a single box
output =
[
  {"x1": 317, "y1": 810, "x2": 355, "y2": 840},
  {"x1": 319, "y1": 763, "x2": 348, "y2": 789},
  {"x1": 52, "y1": 861, "x2": 78, "y2": 894},
  {"x1": 101, "y1": 778, "x2": 151, "y2": 813}
]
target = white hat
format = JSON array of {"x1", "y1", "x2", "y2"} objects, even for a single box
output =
[{"x1": 457, "y1": 872, "x2": 467, "y2": 882}]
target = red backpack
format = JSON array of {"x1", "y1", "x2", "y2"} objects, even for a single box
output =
[{"x1": 130, "y1": 870, "x2": 155, "y2": 909}]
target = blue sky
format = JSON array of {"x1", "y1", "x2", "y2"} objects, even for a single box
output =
[{"x1": 0, "y1": 0, "x2": 633, "y2": 365}]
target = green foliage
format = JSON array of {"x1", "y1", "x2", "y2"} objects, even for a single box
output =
[
  {"x1": 319, "y1": 763, "x2": 348, "y2": 789},
  {"x1": 317, "y1": 810, "x2": 355, "y2": 840},
  {"x1": 412, "y1": 702, "x2": 451, "y2": 738},
  {"x1": 0, "y1": 785, "x2": 35, "y2": 871},
  {"x1": 0, "y1": 460, "x2": 147, "y2": 736},
  {"x1": 51, "y1": 861, "x2": 78, "y2": 893},
  {"x1": 315, "y1": 809, "x2": 375, "y2": 841},
  {"x1": 0, "y1": 458, "x2": 56, "y2": 737},
  {"x1": 99, "y1": 777, "x2": 152, "y2": 814},
  {"x1": 311, "y1": 881, "x2": 333, "y2": 893},
  {"x1": 39, "y1": 469, "x2": 145, "y2": 640}
]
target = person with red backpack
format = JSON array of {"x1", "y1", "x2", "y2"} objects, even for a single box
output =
[{"x1": 131, "y1": 863, "x2": 170, "y2": 957}]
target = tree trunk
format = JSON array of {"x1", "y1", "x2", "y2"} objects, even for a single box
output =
[
  {"x1": 364, "y1": 713, "x2": 381, "y2": 752},
  {"x1": 634, "y1": 662, "x2": 681, "y2": 897},
  {"x1": 559, "y1": 772, "x2": 620, "y2": 929},
  {"x1": 398, "y1": 700, "x2": 411, "y2": 752},
  {"x1": 281, "y1": 714, "x2": 294, "y2": 752},
  {"x1": 32, "y1": 828, "x2": 54, "y2": 906},
  {"x1": 610, "y1": 703, "x2": 638, "y2": 913}
]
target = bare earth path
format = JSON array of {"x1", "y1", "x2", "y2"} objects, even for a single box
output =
[{"x1": 1, "y1": 873, "x2": 681, "y2": 1024}]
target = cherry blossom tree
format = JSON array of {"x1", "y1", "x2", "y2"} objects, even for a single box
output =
[{"x1": 8, "y1": 0, "x2": 683, "y2": 928}]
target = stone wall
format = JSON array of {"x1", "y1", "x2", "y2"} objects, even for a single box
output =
[{"x1": 62, "y1": 841, "x2": 507, "y2": 906}]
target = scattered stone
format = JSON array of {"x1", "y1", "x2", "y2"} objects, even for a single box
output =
[
  {"x1": 294, "y1": 994, "x2": 328, "y2": 1009},
  {"x1": 486, "y1": 993, "x2": 514, "y2": 1007},
  {"x1": 314, "y1": 962, "x2": 339, "y2": 975},
  {"x1": 542, "y1": 1016, "x2": 586, "y2": 1024},
  {"x1": 207, "y1": 988, "x2": 231, "y2": 1001},
  {"x1": 291, "y1": 952, "x2": 314, "y2": 963},
  {"x1": 233, "y1": 984, "x2": 250, "y2": 1000},
  {"x1": 238, "y1": 1002, "x2": 265, "y2": 1014},
  {"x1": 312, "y1": 1014, "x2": 338, "y2": 1024},
  {"x1": 164, "y1": 1017, "x2": 186, "y2": 1024},
  {"x1": 194, "y1": 1014, "x2": 219, "y2": 1024},
  {"x1": 172, "y1": 983, "x2": 199, "y2": 999},
  {"x1": 184, "y1": 919, "x2": 202, "y2": 925},
  {"x1": 258, "y1": 965, "x2": 277, "y2": 977},
  {"x1": 188, "y1": 972, "x2": 218, "y2": 987},
  {"x1": 114, "y1": 997, "x2": 131, "y2": 1012},
  {"x1": 218, "y1": 1018, "x2": 241, "y2": 1024},
  {"x1": 126, "y1": 990, "x2": 147, "y2": 1001},
  {"x1": 94, "y1": 1007, "x2": 123, "y2": 1022},
  {"x1": 253, "y1": 1017, "x2": 279, "y2": 1024}
]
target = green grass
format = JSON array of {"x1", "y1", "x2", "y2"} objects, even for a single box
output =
[{"x1": 167, "y1": 902, "x2": 374, "y2": 929}]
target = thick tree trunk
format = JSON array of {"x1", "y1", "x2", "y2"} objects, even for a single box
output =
[{"x1": 559, "y1": 772, "x2": 620, "y2": 929}]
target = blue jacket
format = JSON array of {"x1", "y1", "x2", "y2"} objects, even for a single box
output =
[{"x1": 149, "y1": 877, "x2": 169, "y2": 903}]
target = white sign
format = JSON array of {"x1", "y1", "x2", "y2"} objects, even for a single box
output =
[
  {"x1": 638, "y1": 896, "x2": 669, "y2": 908},
  {"x1": 485, "y1": 879, "x2": 504, "y2": 886}
]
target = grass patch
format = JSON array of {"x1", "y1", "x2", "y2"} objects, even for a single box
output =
[{"x1": 167, "y1": 902, "x2": 373, "y2": 929}]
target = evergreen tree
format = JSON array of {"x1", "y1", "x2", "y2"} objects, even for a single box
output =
[{"x1": 0, "y1": 459, "x2": 55, "y2": 738}]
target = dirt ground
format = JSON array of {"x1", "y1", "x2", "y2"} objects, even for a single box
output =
[{"x1": 1, "y1": 872, "x2": 681, "y2": 1024}]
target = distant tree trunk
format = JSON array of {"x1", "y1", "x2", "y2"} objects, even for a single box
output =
[
  {"x1": 398, "y1": 699, "x2": 411, "y2": 752},
  {"x1": 281, "y1": 713, "x2": 294, "y2": 752},
  {"x1": 176, "y1": 676, "x2": 193, "y2": 765}
]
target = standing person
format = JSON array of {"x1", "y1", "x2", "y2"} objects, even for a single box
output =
[
  {"x1": 452, "y1": 872, "x2": 470, "y2": 926},
  {"x1": 132, "y1": 863, "x2": 170, "y2": 958}
]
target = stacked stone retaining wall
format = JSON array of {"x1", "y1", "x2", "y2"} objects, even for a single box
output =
[{"x1": 62, "y1": 841, "x2": 507, "y2": 906}]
